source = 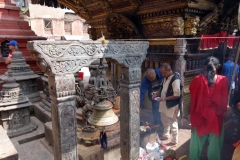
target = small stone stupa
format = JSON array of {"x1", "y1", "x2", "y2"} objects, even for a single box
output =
[
  {"x1": 0, "y1": 73, "x2": 37, "y2": 137},
  {"x1": 0, "y1": 51, "x2": 40, "y2": 102}
]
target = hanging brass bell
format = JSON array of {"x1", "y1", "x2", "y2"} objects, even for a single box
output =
[{"x1": 88, "y1": 100, "x2": 118, "y2": 127}]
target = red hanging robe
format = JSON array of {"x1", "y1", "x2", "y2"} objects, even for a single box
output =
[{"x1": 189, "y1": 74, "x2": 228, "y2": 136}]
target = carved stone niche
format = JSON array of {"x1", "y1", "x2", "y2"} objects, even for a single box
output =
[
  {"x1": 185, "y1": 16, "x2": 200, "y2": 36},
  {"x1": 0, "y1": 51, "x2": 40, "y2": 102},
  {"x1": 27, "y1": 40, "x2": 149, "y2": 160},
  {"x1": 0, "y1": 75, "x2": 37, "y2": 138}
]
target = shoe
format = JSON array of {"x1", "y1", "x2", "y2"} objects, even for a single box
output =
[
  {"x1": 165, "y1": 142, "x2": 177, "y2": 147},
  {"x1": 160, "y1": 136, "x2": 169, "y2": 140}
]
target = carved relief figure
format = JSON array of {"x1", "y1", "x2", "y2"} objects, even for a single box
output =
[
  {"x1": 89, "y1": 68, "x2": 97, "y2": 87},
  {"x1": 11, "y1": 111, "x2": 23, "y2": 129}
]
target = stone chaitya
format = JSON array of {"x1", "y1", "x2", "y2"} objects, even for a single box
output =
[
  {"x1": 0, "y1": 51, "x2": 40, "y2": 103},
  {"x1": 0, "y1": 73, "x2": 37, "y2": 138},
  {"x1": 28, "y1": 40, "x2": 148, "y2": 160}
]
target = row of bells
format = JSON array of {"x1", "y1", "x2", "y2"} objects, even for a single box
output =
[{"x1": 88, "y1": 100, "x2": 118, "y2": 127}]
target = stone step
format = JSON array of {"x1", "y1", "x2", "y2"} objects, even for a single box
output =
[
  {"x1": 0, "y1": 29, "x2": 36, "y2": 36},
  {"x1": 0, "y1": 20, "x2": 30, "y2": 26},
  {"x1": 0, "y1": 24, "x2": 31, "y2": 30},
  {"x1": 0, "y1": 126, "x2": 18, "y2": 160}
]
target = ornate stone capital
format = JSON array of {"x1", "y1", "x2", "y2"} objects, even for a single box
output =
[{"x1": 28, "y1": 40, "x2": 148, "y2": 75}]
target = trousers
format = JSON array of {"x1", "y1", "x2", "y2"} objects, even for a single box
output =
[
  {"x1": 151, "y1": 100, "x2": 162, "y2": 125},
  {"x1": 189, "y1": 128, "x2": 224, "y2": 160},
  {"x1": 160, "y1": 110, "x2": 178, "y2": 144}
]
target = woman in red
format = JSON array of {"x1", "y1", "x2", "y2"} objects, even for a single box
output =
[{"x1": 189, "y1": 56, "x2": 228, "y2": 160}]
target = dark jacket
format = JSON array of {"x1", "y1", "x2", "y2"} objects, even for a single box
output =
[
  {"x1": 160, "y1": 72, "x2": 181, "y2": 109},
  {"x1": 140, "y1": 69, "x2": 163, "y2": 108}
]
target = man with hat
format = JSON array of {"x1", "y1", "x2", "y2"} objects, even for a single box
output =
[{"x1": 5, "y1": 40, "x2": 19, "y2": 65}]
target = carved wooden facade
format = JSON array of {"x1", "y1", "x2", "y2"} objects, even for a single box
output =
[{"x1": 55, "y1": 0, "x2": 239, "y2": 117}]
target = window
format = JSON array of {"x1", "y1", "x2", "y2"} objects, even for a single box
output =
[
  {"x1": 44, "y1": 20, "x2": 52, "y2": 29},
  {"x1": 64, "y1": 21, "x2": 72, "y2": 35},
  {"x1": 44, "y1": 19, "x2": 52, "y2": 34}
]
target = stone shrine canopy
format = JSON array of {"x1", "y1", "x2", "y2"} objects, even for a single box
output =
[{"x1": 28, "y1": 40, "x2": 149, "y2": 160}]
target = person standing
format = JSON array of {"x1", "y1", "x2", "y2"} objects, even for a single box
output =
[
  {"x1": 189, "y1": 56, "x2": 228, "y2": 160},
  {"x1": 5, "y1": 40, "x2": 19, "y2": 65},
  {"x1": 140, "y1": 68, "x2": 163, "y2": 126},
  {"x1": 223, "y1": 54, "x2": 239, "y2": 90},
  {"x1": 152, "y1": 63, "x2": 181, "y2": 146},
  {"x1": 223, "y1": 54, "x2": 239, "y2": 108}
]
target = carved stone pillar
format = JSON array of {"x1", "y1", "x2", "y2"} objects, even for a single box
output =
[
  {"x1": 173, "y1": 39, "x2": 187, "y2": 84},
  {"x1": 28, "y1": 40, "x2": 148, "y2": 160},
  {"x1": 48, "y1": 74, "x2": 77, "y2": 160},
  {"x1": 120, "y1": 67, "x2": 141, "y2": 160}
]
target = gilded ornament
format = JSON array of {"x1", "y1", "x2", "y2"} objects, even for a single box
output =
[
  {"x1": 184, "y1": 16, "x2": 200, "y2": 36},
  {"x1": 172, "y1": 17, "x2": 184, "y2": 36}
]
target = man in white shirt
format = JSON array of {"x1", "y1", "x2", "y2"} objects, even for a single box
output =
[{"x1": 152, "y1": 63, "x2": 181, "y2": 146}]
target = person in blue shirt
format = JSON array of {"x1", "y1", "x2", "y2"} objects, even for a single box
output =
[
  {"x1": 223, "y1": 54, "x2": 239, "y2": 90},
  {"x1": 140, "y1": 68, "x2": 163, "y2": 125},
  {"x1": 223, "y1": 54, "x2": 239, "y2": 107}
]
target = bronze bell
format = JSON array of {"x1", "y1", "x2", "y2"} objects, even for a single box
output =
[{"x1": 88, "y1": 100, "x2": 118, "y2": 127}]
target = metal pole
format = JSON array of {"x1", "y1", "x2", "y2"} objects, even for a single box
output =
[
  {"x1": 228, "y1": 2, "x2": 240, "y2": 102},
  {"x1": 228, "y1": 43, "x2": 240, "y2": 101}
]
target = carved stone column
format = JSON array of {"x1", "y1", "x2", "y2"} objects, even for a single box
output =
[
  {"x1": 48, "y1": 74, "x2": 77, "y2": 160},
  {"x1": 120, "y1": 66, "x2": 141, "y2": 160},
  {"x1": 28, "y1": 40, "x2": 148, "y2": 160},
  {"x1": 173, "y1": 39, "x2": 187, "y2": 84}
]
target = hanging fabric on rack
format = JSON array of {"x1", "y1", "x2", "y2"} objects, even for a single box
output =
[{"x1": 198, "y1": 31, "x2": 239, "y2": 50}]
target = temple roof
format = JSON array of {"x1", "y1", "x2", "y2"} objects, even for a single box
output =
[{"x1": 55, "y1": 0, "x2": 239, "y2": 39}]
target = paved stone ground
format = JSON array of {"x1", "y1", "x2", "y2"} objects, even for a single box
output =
[
  {"x1": 141, "y1": 108, "x2": 240, "y2": 160},
  {"x1": 8, "y1": 108, "x2": 239, "y2": 160}
]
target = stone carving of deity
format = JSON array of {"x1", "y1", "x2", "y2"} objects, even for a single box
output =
[
  {"x1": 11, "y1": 112, "x2": 23, "y2": 129},
  {"x1": 89, "y1": 69, "x2": 97, "y2": 87}
]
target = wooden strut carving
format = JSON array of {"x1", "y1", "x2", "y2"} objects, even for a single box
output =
[{"x1": 105, "y1": 13, "x2": 142, "y2": 39}]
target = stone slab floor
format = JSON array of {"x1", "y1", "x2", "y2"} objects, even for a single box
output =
[{"x1": 8, "y1": 108, "x2": 239, "y2": 160}]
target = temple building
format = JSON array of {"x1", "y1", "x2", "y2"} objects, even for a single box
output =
[{"x1": 56, "y1": 0, "x2": 240, "y2": 116}]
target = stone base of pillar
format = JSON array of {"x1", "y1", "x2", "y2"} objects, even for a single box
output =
[
  {"x1": 44, "y1": 121, "x2": 53, "y2": 147},
  {"x1": 34, "y1": 103, "x2": 52, "y2": 123},
  {"x1": 7, "y1": 122, "x2": 38, "y2": 138}
]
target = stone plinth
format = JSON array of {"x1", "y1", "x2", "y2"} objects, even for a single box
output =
[
  {"x1": 0, "y1": 126, "x2": 18, "y2": 160},
  {"x1": 0, "y1": 0, "x2": 45, "y2": 74},
  {"x1": 0, "y1": 76, "x2": 37, "y2": 138},
  {"x1": 0, "y1": 51, "x2": 40, "y2": 102}
]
